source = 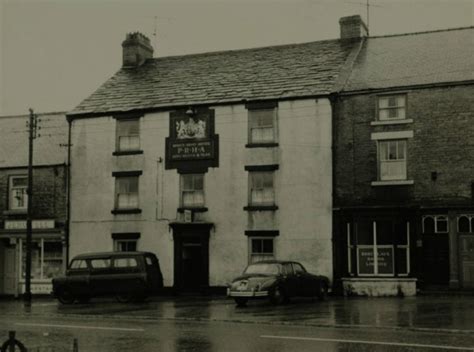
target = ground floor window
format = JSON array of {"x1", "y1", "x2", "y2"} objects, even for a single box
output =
[
  {"x1": 249, "y1": 237, "x2": 274, "y2": 263},
  {"x1": 19, "y1": 239, "x2": 63, "y2": 280},
  {"x1": 347, "y1": 219, "x2": 410, "y2": 276},
  {"x1": 114, "y1": 239, "x2": 137, "y2": 252}
]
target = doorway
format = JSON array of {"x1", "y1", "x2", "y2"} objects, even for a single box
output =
[
  {"x1": 459, "y1": 234, "x2": 474, "y2": 288},
  {"x1": 422, "y1": 234, "x2": 449, "y2": 286},
  {"x1": 2, "y1": 246, "x2": 17, "y2": 295},
  {"x1": 172, "y1": 223, "x2": 211, "y2": 293}
]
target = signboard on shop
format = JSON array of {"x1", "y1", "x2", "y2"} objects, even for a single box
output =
[
  {"x1": 357, "y1": 247, "x2": 394, "y2": 275},
  {"x1": 4, "y1": 220, "x2": 55, "y2": 230}
]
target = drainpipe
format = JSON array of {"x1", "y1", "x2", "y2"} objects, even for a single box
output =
[{"x1": 65, "y1": 117, "x2": 72, "y2": 266}]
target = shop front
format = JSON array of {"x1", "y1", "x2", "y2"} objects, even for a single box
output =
[
  {"x1": 335, "y1": 209, "x2": 417, "y2": 296},
  {"x1": 0, "y1": 220, "x2": 66, "y2": 296}
]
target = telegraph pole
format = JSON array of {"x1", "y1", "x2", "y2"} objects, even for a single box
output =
[{"x1": 24, "y1": 108, "x2": 38, "y2": 305}]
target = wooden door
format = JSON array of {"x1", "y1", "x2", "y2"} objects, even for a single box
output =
[
  {"x1": 3, "y1": 247, "x2": 17, "y2": 295},
  {"x1": 459, "y1": 235, "x2": 474, "y2": 288}
]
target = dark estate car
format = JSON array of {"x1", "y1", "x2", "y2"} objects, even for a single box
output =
[
  {"x1": 227, "y1": 260, "x2": 329, "y2": 306},
  {"x1": 52, "y1": 251, "x2": 163, "y2": 304}
]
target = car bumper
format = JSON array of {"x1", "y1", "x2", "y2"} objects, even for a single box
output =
[{"x1": 228, "y1": 290, "x2": 269, "y2": 298}]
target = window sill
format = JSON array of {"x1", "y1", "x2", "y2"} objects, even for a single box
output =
[
  {"x1": 111, "y1": 208, "x2": 142, "y2": 215},
  {"x1": 245, "y1": 143, "x2": 279, "y2": 148},
  {"x1": 3, "y1": 209, "x2": 27, "y2": 215},
  {"x1": 243, "y1": 205, "x2": 278, "y2": 211},
  {"x1": 112, "y1": 150, "x2": 143, "y2": 156},
  {"x1": 370, "y1": 119, "x2": 413, "y2": 126},
  {"x1": 177, "y1": 207, "x2": 208, "y2": 213},
  {"x1": 371, "y1": 180, "x2": 414, "y2": 186}
]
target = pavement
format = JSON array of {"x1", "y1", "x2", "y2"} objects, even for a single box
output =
[{"x1": 1, "y1": 294, "x2": 474, "y2": 334}]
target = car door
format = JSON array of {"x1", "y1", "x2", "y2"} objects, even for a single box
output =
[
  {"x1": 291, "y1": 262, "x2": 311, "y2": 296},
  {"x1": 89, "y1": 257, "x2": 112, "y2": 295},
  {"x1": 281, "y1": 263, "x2": 298, "y2": 297}
]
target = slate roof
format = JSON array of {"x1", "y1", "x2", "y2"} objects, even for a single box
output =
[
  {"x1": 344, "y1": 27, "x2": 474, "y2": 92},
  {"x1": 0, "y1": 112, "x2": 68, "y2": 168},
  {"x1": 69, "y1": 39, "x2": 357, "y2": 116}
]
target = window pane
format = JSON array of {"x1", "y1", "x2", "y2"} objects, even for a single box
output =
[
  {"x1": 436, "y1": 216, "x2": 448, "y2": 233},
  {"x1": 458, "y1": 216, "x2": 470, "y2": 232},
  {"x1": 262, "y1": 239, "x2": 273, "y2": 253},
  {"x1": 12, "y1": 177, "x2": 28, "y2": 187},
  {"x1": 194, "y1": 174, "x2": 204, "y2": 190},
  {"x1": 252, "y1": 239, "x2": 262, "y2": 253},
  {"x1": 378, "y1": 97, "x2": 389, "y2": 109},
  {"x1": 380, "y1": 160, "x2": 406, "y2": 180},
  {"x1": 117, "y1": 120, "x2": 139, "y2": 151},
  {"x1": 357, "y1": 248, "x2": 375, "y2": 274},
  {"x1": 377, "y1": 247, "x2": 394, "y2": 274},
  {"x1": 388, "y1": 141, "x2": 397, "y2": 159},
  {"x1": 398, "y1": 141, "x2": 406, "y2": 159},
  {"x1": 423, "y1": 216, "x2": 435, "y2": 233},
  {"x1": 90, "y1": 259, "x2": 111, "y2": 268},
  {"x1": 376, "y1": 220, "x2": 392, "y2": 245},
  {"x1": 379, "y1": 142, "x2": 388, "y2": 161},
  {"x1": 357, "y1": 220, "x2": 373, "y2": 245},
  {"x1": 250, "y1": 109, "x2": 275, "y2": 143},
  {"x1": 114, "y1": 258, "x2": 138, "y2": 267}
]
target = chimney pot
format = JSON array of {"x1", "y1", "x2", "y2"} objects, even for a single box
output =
[
  {"x1": 339, "y1": 15, "x2": 368, "y2": 40},
  {"x1": 122, "y1": 32, "x2": 154, "y2": 68}
]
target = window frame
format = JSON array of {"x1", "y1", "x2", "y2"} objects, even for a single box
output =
[
  {"x1": 247, "y1": 107, "x2": 278, "y2": 145},
  {"x1": 9, "y1": 175, "x2": 28, "y2": 210},
  {"x1": 18, "y1": 238, "x2": 64, "y2": 281},
  {"x1": 248, "y1": 171, "x2": 275, "y2": 206},
  {"x1": 458, "y1": 215, "x2": 474, "y2": 233},
  {"x1": 422, "y1": 215, "x2": 449, "y2": 234},
  {"x1": 249, "y1": 237, "x2": 275, "y2": 264},
  {"x1": 377, "y1": 139, "x2": 408, "y2": 181},
  {"x1": 180, "y1": 173, "x2": 205, "y2": 208},
  {"x1": 115, "y1": 118, "x2": 141, "y2": 152},
  {"x1": 114, "y1": 239, "x2": 138, "y2": 252},
  {"x1": 114, "y1": 175, "x2": 140, "y2": 210},
  {"x1": 377, "y1": 94, "x2": 407, "y2": 121}
]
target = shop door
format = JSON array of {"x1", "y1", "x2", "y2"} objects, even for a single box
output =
[
  {"x1": 422, "y1": 234, "x2": 449, "y2": 285},
  {"x1": 459, "y1": 235, "x2": 474, "y2": 288},
  {"x1": 181, "y1": 241, "x2": 203, "y2": 291},
  {"x1": 3, "y1": 247, "x2": 17, "y2": 295}
]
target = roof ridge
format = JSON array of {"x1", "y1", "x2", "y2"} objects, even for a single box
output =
[
  {"x1": 369, "y1": 25, "x2": 474, "y2": 40},
  {"x1": 0, "y1": 111, "x2": 67, "y2": 119},
  {"x1": 151, "y1": 38, "x2": 344, "y2": 61}
]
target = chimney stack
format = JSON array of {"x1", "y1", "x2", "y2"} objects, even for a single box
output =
[
  {"x1": 339, "y1": 15, "x2": 368, "y2": 40},
  {"x1": 122, "y1": 32, "x2": 154, "y2": 68}
]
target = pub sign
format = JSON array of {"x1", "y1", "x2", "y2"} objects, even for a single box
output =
[{"x1": 165, "y1": 108, "x2": 219, "y2": 171}]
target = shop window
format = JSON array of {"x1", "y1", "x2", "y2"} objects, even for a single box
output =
[
  {"x1": 377, "y1": 95, "x2": 406, "y2": 121},
  {"x1": 115, "y1": 176, "x2": 139, "y2": 209},
  {"x1": 422, "y1": 215, "x2": 448, "y2": 234},
  {"x1": 351, "y1": 220, "x2": 410, "y2": 276},
  {"x1": 20, "y1": 239, "x2": 63, "y2": 280},
  {"x1": 181, "y1": 173, "x2": 204, "y2": 207},
  {"x1": 250, "y1": 238, "x2": 274, "y2": 263},
  {"x1": 114, "y1": 239, "x2": 137, "y2": 252},
  {"x1": 248, "y1": 108, "x2": 277, "y2": 144},
  {"x1": 378, "y1": 140, "x2": 407, "y2": 181},
  {"x1": 458, "y1": 215, "x2": 474, "y2": 233},
  {"x1": 9, "y1": 175, "x2": 28, "y2": 210},
  {"x1": 249, "y1": 171, "x2": 275, "y2": 205},
  {"x1": 116, "y1": 118, "x2": 140, "y2": 152}
]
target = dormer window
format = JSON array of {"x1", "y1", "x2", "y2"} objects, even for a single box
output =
[{"x1": 378, "y1": 95, "x2": 406, "y2": 121}]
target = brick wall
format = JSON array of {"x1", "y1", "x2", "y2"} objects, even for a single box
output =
[
  {"x1": 0, "y1": 165, "x2": 67, "y2": 221},
  {"x1": 334, "y1": 84, "x2": 474, "y2": 206}
]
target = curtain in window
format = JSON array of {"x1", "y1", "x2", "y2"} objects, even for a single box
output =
[
  {"x1": 117, "y1": 120, "x2": 140, "y2": 151},
  {"x1": 250, "y1": 109, "x2": 274, "y2": 143},
  {"x1": 251, "y1": 172, "x2": 274, "y2": 204},
  {"x1": 116, "y1": 177, "x2": 138, "y2": 208}
]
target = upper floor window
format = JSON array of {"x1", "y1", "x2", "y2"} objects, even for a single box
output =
[
  {"x1": 378, "y1": 140, "x2": 407, "y2": 181},
  {"x1": 248, "y1": 108, "x2": 277, "y2": 144},
  {"x1": 115, "y1": 176, "x2": 139, "y2": 209},
  {"x1": 378, "y1": 95, "x2": 406, "y2": 121},
  {"x1": 9, "y1": 175, "x2": 28, "y2": 210},
  {"x1": 181, "y1": 174, "x2": 204, "y2": 207},
  {"x1": 249, "y1": 171, "x2": 275, "y2": 205},
  {"x1": 116, "y1": 119, "x2": 140, "y2": 152}
]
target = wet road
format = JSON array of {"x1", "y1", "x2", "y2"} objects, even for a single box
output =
[{"x1": 1, "y1": 296, "x2": 473, "y2": 351}]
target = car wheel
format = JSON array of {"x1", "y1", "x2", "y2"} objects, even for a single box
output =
[
  {"x1": 317, "y1": 281, "x2": 328, "y2": 301},
  {"x1": 234, "y1": 298, "x2": 248, "y2": 307},
  {"x1": 115, "y1": 293, "x2": 134, "y2": 303},
  {"x1": 77, "y1": 296, "x2": 91, "y2": 304},
  {"x1": 57, "y1": 289, "x2": 75, "y2": 304},
  {"x1": 270, "y1": 287, "x2": 286, "y2": 305}
]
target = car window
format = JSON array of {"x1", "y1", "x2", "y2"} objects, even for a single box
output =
[
  {"x1": 90, "y1": 258, "x2": 111, "y2": 269},
  {"x1": 114, "y1": 257, "x2": 138, "y2": 268},
  {"x1": 70, "y1": 259, "x2": 87, "y2": 269},
  {"x1": 244, "y1": 263, "x2": 280, "y2": 275},
  {"x1": 282, "y1": 263, "x2": 293, "y2": 275},
  {"x1": 292, "y1": 263, "x2": 306, "y2": 274},
  {"x1": 145, "y1": 256, "x2": 153, "y2": 266}
]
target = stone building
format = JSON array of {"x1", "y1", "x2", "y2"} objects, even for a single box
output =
[
  {"x1": 66, "y1": 18, "x2": 363, "y2": 293},
  {"x1": 333, "y1": 25, "x2": 474, "y2": 295},
  {"x1": 0, "y1": 112, "x2": 68, "y2": 296}
]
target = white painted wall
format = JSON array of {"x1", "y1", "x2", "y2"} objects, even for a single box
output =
[{"x1": 69, "y1": 98, "x2": 333, "y2": 287}]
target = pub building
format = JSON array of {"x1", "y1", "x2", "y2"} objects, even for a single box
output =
[
  {"x1": 0, "y1": 112, "x2": 68, "y2": 296},
  {"x1": 65, "y1": 19, "x2": 364, "y2": 293}
]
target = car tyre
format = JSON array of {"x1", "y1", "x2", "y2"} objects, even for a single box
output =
[
  {"x1": 234, "y1": 298, "x2": 248, "y2": 307},
  {"x1": 270, "y1": 287, "x2": 286, "y2": 305},
  {"x1": 115, "y1": 293, "x2": 134, "y2": 303},
  {"x1": 57, "y1": 288, "x2": 75, "y2": 305},
  {"x1": 317, "y1": 281, "x2": 328, "y2": 301},
  {"x1": 77, "y1": 295, "x2": 91, "y2": 304}
]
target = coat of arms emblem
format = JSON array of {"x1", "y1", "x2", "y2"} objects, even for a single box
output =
[{"x1": 176, "y1": 117, "x2": 206, "y2": 139}]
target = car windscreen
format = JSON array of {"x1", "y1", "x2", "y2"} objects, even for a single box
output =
[{"x1": 244, "y1": 263, "x2": 280, "y2": 275}]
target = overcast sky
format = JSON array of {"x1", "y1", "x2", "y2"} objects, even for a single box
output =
[{"x1": 0, "y1": 0, "x2": 472, "y2": 116}]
